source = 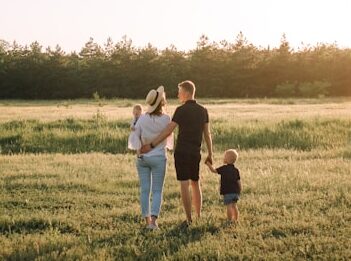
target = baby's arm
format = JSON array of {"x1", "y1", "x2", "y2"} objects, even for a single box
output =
[{"x1": 205, "y1": 161, "x2": 218, "y2": 174}]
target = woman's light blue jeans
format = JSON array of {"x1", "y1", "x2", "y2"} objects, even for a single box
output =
[{"x1": 136, "y1": 155, "x2": 167, "y2": 218}]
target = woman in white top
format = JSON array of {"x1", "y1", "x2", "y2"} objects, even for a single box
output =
[{"x1": 130, "y1": 86, "x2": 173, "y2": 229}]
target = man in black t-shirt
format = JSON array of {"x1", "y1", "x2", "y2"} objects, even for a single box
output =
[{"x1": 141, "y1": 80, "x2": 213, "y2": 224}]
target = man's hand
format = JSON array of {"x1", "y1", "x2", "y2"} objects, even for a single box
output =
[
  {"x1": 140, "y1": 144, "x2": 152, "y2": 154},
  {"x1": 205, "y1": 154, "x2": 213, "y2": 165},
  {"x1": 205, "y1": 156, "x2": 217, "y2": 174}
]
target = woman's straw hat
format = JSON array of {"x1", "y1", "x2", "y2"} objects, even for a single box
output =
[{"x1": 145, "y1": 86, "x2": 165, "y2": 113}]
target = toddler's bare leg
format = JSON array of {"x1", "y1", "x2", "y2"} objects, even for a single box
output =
[
  {"x1": 226, "y1": 203, "x2": 234, "y2": 221},
  {"x1": 233, "y1": 203, "x2": 239, "y2": 221}
]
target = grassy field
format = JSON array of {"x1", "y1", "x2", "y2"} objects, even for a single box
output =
[{"x1": 0, "y1": 98, "x2": 350, "y2": 260}]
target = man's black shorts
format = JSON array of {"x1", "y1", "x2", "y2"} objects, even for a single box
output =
[{"x1": 174, "y1": 151, "x2": 201, "y2": 181}]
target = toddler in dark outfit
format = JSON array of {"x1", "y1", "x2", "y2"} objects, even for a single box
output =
[{"x1": 206, "y1": 149, "x2": 241, "y2": 222}]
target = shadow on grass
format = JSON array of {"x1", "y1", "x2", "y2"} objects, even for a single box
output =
[
  {"x1": 92, "y1": 212, "x2": 221, "y2": 260},
  {"x1": 0, "y1": 218, "x2": 80, "y2": 236},
  {"x1": 3, "y1": 182, "x2": 97, "y2": 193},
  {"x1": 3, "y1": 200, "x2": 75, "y2": 211},
  {"x1": 2, "y1": 174, "x2": 59, "y2": 182},
  {"x1": 1, "y1": 240, "x2": 79, "y2": 261}
]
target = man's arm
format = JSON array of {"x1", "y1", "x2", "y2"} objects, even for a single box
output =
[
  {"x1": 205, "y1": 161, "x2": 218, "y2": 174},
  {"x1": 238, "y1": 180, "x2": 242, "y2": 193},
  {"x1": 203, "y1": 122, "x2": 213, "y2": 164},
  {"x1": 140, "y1": 121, "x2": 177, "y2": 153}
]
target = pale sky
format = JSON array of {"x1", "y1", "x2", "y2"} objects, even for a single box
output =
[{"x1": 1, "y1": 0, "x2": 350, "y2": 52}]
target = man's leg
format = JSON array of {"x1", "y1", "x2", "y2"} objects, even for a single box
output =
[
  {"x1": 180, "y1": 180, "x2": 192, "y2": 222},
  {"x1": 190, "y1": 180, "x2": 202, "y2": 218}
]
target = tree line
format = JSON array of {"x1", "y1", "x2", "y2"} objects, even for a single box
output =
[{"x1": 0, "y1": 33, "x2": 350, "y2": 99}]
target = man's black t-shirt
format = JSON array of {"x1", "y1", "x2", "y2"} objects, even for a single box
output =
[
  {"x1": 172, "y1": 100, "x2": 209, "y2": 155},
  {"x1": 216, "y1": 164, "x2": 241, "y2": 195}
]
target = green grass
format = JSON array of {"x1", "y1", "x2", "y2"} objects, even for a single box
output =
[
  {"x1": 213, "y1": 118, "x2": 351, "y2": 151},
  {"x1": 0, "y1": 118, "x2": 350, "y2": 154},
  {"x1": 0, "y1": 151, "x2": 350, "y2": 260},
  {"x1": 0, "y1": 99, "x2": 350, "y2": 260}
]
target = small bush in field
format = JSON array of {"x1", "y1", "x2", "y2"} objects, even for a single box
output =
[
  {"x1": 92, "y1": 91, "x2": 100, "y2": 101},
  {"x1": 275, "y1": 82, "x2": 297, "y2": 97},
  {"x1": 298, "y1": 81, "x2": 330, "y2": 98}
]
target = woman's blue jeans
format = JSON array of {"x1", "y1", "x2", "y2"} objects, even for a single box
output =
[{"x1": 136, "y1": 155, "x2": 167, "y2": 218}]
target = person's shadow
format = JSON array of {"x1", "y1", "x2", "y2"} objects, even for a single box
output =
[{"x1": 93, "y1": 213, "x2": 221, "y2": 260}]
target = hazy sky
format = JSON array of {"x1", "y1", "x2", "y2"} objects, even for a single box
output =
[{"x1": 1, "y1": 0, "x2": 350, "y2": 52}]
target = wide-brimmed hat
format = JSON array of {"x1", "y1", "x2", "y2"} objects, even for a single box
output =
[{"x1": 145, "y1": 86, "x2": 165, "y2": 113}]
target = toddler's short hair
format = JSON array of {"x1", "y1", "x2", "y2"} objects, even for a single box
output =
[{"x1": 225, "y1": 149, "x2": 238, "y2": 164}]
